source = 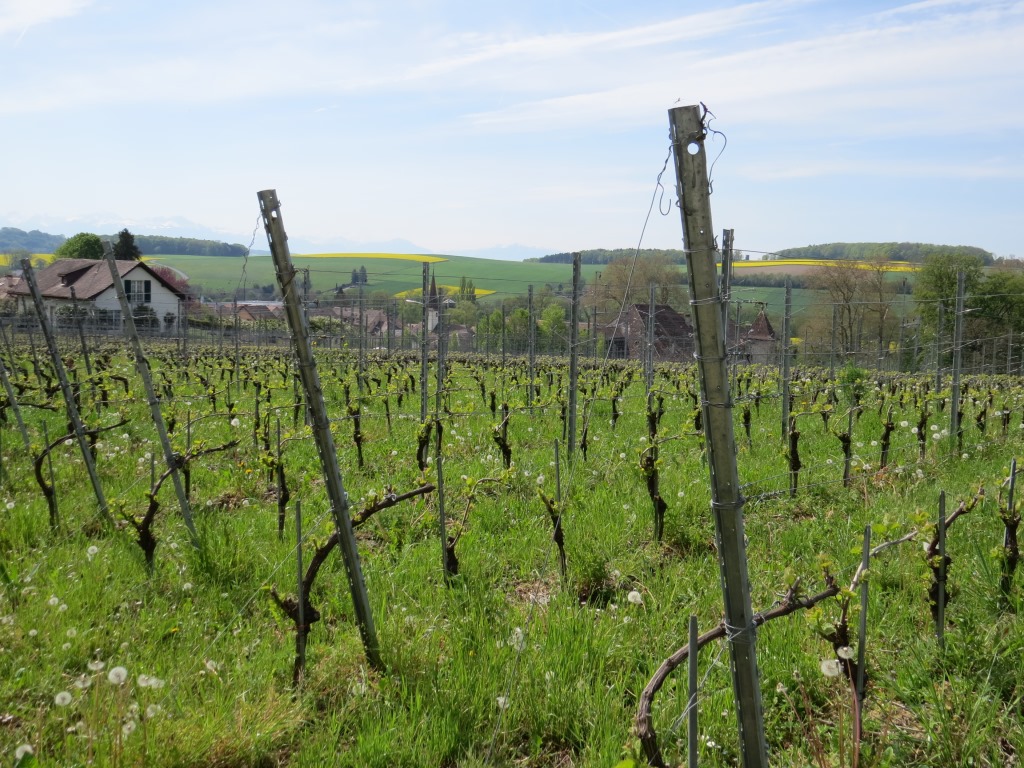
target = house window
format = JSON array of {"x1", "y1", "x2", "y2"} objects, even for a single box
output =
[{"x1": 124, "y1": 279, "x2": 152, "y2": 304}]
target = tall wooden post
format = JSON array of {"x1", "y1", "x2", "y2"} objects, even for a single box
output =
[
  {"x1": 257, "y1": 190, "x2": 381, "y2": 670},
  {"x1": 567, "y1": 253, "x2": 581, "y2": 460},
  {"x1": 0, "y1": 347, "x2": 29, "y2": 450},
  {"x1": 104, "y1": 245, "x2": 199, "y2": 548},
  {"x1": 781, "y1": 278, "x2": 792, "y2": 442},
  {"x1": 950, "y1": 271, "x2": 965, "y2": 452},
  {"x1": 421, "y1": 263, "x2": 429, "y2": 423},
  {"x1": 645, "y1": 283, "x2": 656, "y2": 395},
  {"x1": 21, "y1": 259, "x2": 112, "y2": 525},
  {"x1": 528, "y1": 285, "x2": 536, "y2": 409},
  {"x1": 721, "y1": 228, "x2": 734, "y2": 340},
  {"x1": 668, "y1": 105, "x2": 767, "y2": 767}
]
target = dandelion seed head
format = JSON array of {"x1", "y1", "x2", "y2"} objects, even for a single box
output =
[
  {"x1": 54, "y1": 691, "x2": 72, "y2": 707},
  {"x1": 836, "y1": 646, "x2": 855, "y2": 660},
  {"x1": 627, "y1": 590, "x2": 644, "y2": 605},
  {"x1": 107, "y1": 666, "x2": 128, "y2": 685},
  {"x1": 820, "y1": 659, "x2": 842, "y2": 678}
]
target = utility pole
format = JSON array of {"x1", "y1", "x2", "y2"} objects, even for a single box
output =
[
  {"x1": 667, "y1": 105, "x2": 767, "y2": 768},
  {"x1": 257, "y1": 189, "x2": 381, "y2": 670}
]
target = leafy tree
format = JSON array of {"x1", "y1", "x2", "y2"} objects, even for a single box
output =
[
  {"x1": 358, "y1": 266, "x2": 368, "y2": 284},
  {"x1": 113, "y1": 228, "x2": 142, "y2": 261},
  {"x1": 505, "y1": 307, "x2": 531, "y2": 353},
  {"x1": 809, "y1": 259, "x2": 897, "y2": 356},
  {"x1": 351, "y1": 268, "x2": 359, "y2": 285},
  {"x1": 597, "y1": 254, "x2": 686, "y2": 314},
  {"x1": 54, "y1": 232, "x2": 104, "y2": 260},
  {"x1": 458, "y1": 276, "x2": 476, "y2": 303},
  {"x1": 913, "y1": 252, "x2": 985, "y2": 333},
  {"x1": 448, "y1": 299, "x2": 480, "y2": 329},
  {"x1": 538, "y1": 303, "x2": 567, "y2": 354}
]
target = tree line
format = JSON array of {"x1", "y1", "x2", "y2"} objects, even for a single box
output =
[
  {"x1": 0, "y1": 227, "x2": 65, "y2": 253},
  {"x1": 774, "y1": 242, "x2": 994, "y2": 264},
  {"x1": 0, "y1": 226, "x2": 248, "y2": 257}
]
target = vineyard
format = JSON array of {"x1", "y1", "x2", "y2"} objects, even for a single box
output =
[
  {"x1": 2, "y1": 317, "x2": 1024, "y2": 766},
  {"x1": 1, "y1": 126, "x2": 1020, "y2": 768}
]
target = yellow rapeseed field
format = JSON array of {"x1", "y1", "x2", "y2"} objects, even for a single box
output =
[
  {"x1": 0, "y1": 253, "x2": 54, "y2": 267},
  {"x1": 731, "y1": 259, "x2": 917, "y2": 272},
  {"x1": 295, "y1": 252, "x2": 448, "y2": 263}
]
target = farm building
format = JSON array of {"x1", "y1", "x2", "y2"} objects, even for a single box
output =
[
  {"x1": 7, "y1": 258, "x2": 187, "y2": 332},
  {"x1": 603, "y1": 303, "x2": 694, "y2": 361},
  {"x1": 739, "y1": 306, "x2": 778, "y2": 364}
]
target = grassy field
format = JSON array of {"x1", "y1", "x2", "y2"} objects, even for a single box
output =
[
  {"x1": 2, "y1": 339, "x2": 1024, "y2": 766},
  {"x1": 144, "y1": 253, "x2": 609, "y2": 302}
]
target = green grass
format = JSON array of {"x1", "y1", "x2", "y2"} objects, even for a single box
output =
[
  {"x1": 1, "y1": 345, "x2": 1024, "y2": 766},
  {"x1": 146, "y1": 253, "x2": 610, "y2": 301}
]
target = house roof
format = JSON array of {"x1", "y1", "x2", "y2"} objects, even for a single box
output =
[
  {"x1": 628, "y1": 304, "x2": 693, "y2": 337},
  {"x1": 8, "y1": 259, "x2": 186, "y2": 301},
  {"x1": 746, "y1": 307, "x2": 776, "y2": 341},
  {"x1": 0, "y1": 274, "x2": 22, "y2": 301}
]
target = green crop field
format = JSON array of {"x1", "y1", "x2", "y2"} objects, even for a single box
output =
[
  {"x1": 2, "y1": 335, "x2": 1024, "y2": 767},
  {"x1": 145, "y1": 253, "x2": 609, "y2": 302}
]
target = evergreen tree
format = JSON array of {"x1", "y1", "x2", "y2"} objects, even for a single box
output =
[
  {"x1": 113, "y1": 228, "x2": 142, "y2": 261},
  {"x1": 359, "y1": 265, "x2": 368, "y2": 284}
]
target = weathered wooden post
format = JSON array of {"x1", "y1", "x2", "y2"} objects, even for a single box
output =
[
  {"x1": 104, "y1": 244, "x2": 199, "y2": 549},
  {"x1": 781, "y1": 277, "x2": 792, "y2": 443},
  {"x1": 950, "y1": 271, "x2": 965, "y2": 453},
  {"x1": 666, "y1": 105, "x2": 767, "y2": 767},
  {"x1": 21, "y1": 259, "x2": 112, "y2": 526},
  {"x1": 567, "y1": 252, "x2": 581, "y2": 460},
  {"x1": 258, "y1": 189, "x2": 381, "y2": 670}
]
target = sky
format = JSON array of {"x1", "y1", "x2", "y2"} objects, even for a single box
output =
[{"x1": 1, "y1": 0, "x2": 1022, "y2": 260}]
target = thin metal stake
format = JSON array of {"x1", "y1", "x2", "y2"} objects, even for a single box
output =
[
  {"x1": 856, "y1": 525, "x2": 871, "y2": 712},
  {"x1": 937, "y1": 491, "x2": 947, "y2": 651},
  {"x1": 295, "y1": 499, "x2": 306, "y2": 682},
  {"x1": 688, "y1": 614, "x2": 699, "y2": 768}
]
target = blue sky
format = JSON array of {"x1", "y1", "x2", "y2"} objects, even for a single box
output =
[{"x1": 1, "y1": 0, "x2": 1021, "y2": 259}]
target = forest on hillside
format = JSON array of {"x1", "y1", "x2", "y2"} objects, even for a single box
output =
[
  {"x1": 0, "y1": 227, "x2": 65, "y2": 253},
  {"x1": 774, "y1": 241, "x2": 994, "y2": 264},
  {"x1": 0, "y1": 227, "x2": 248, "y2": 257},
  {"x1": 535, "y1": 242, "x2": 995, "y2": 266}
]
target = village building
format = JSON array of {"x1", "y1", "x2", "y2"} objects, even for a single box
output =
[
  {"x1": 7, "y1": 258, "x2": 187, "y2": 332},
  {"x1": 603, "y1": 303, "x2": 695, "y2": 362}
]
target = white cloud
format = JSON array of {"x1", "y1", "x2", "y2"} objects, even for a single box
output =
[{"x1": 0, "y1": 0, "x2": 92, "y2": 38}]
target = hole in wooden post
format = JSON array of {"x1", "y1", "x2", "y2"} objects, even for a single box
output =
[{"x1": 686, "y1": 142, "x2": 700, "y2": 155}]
